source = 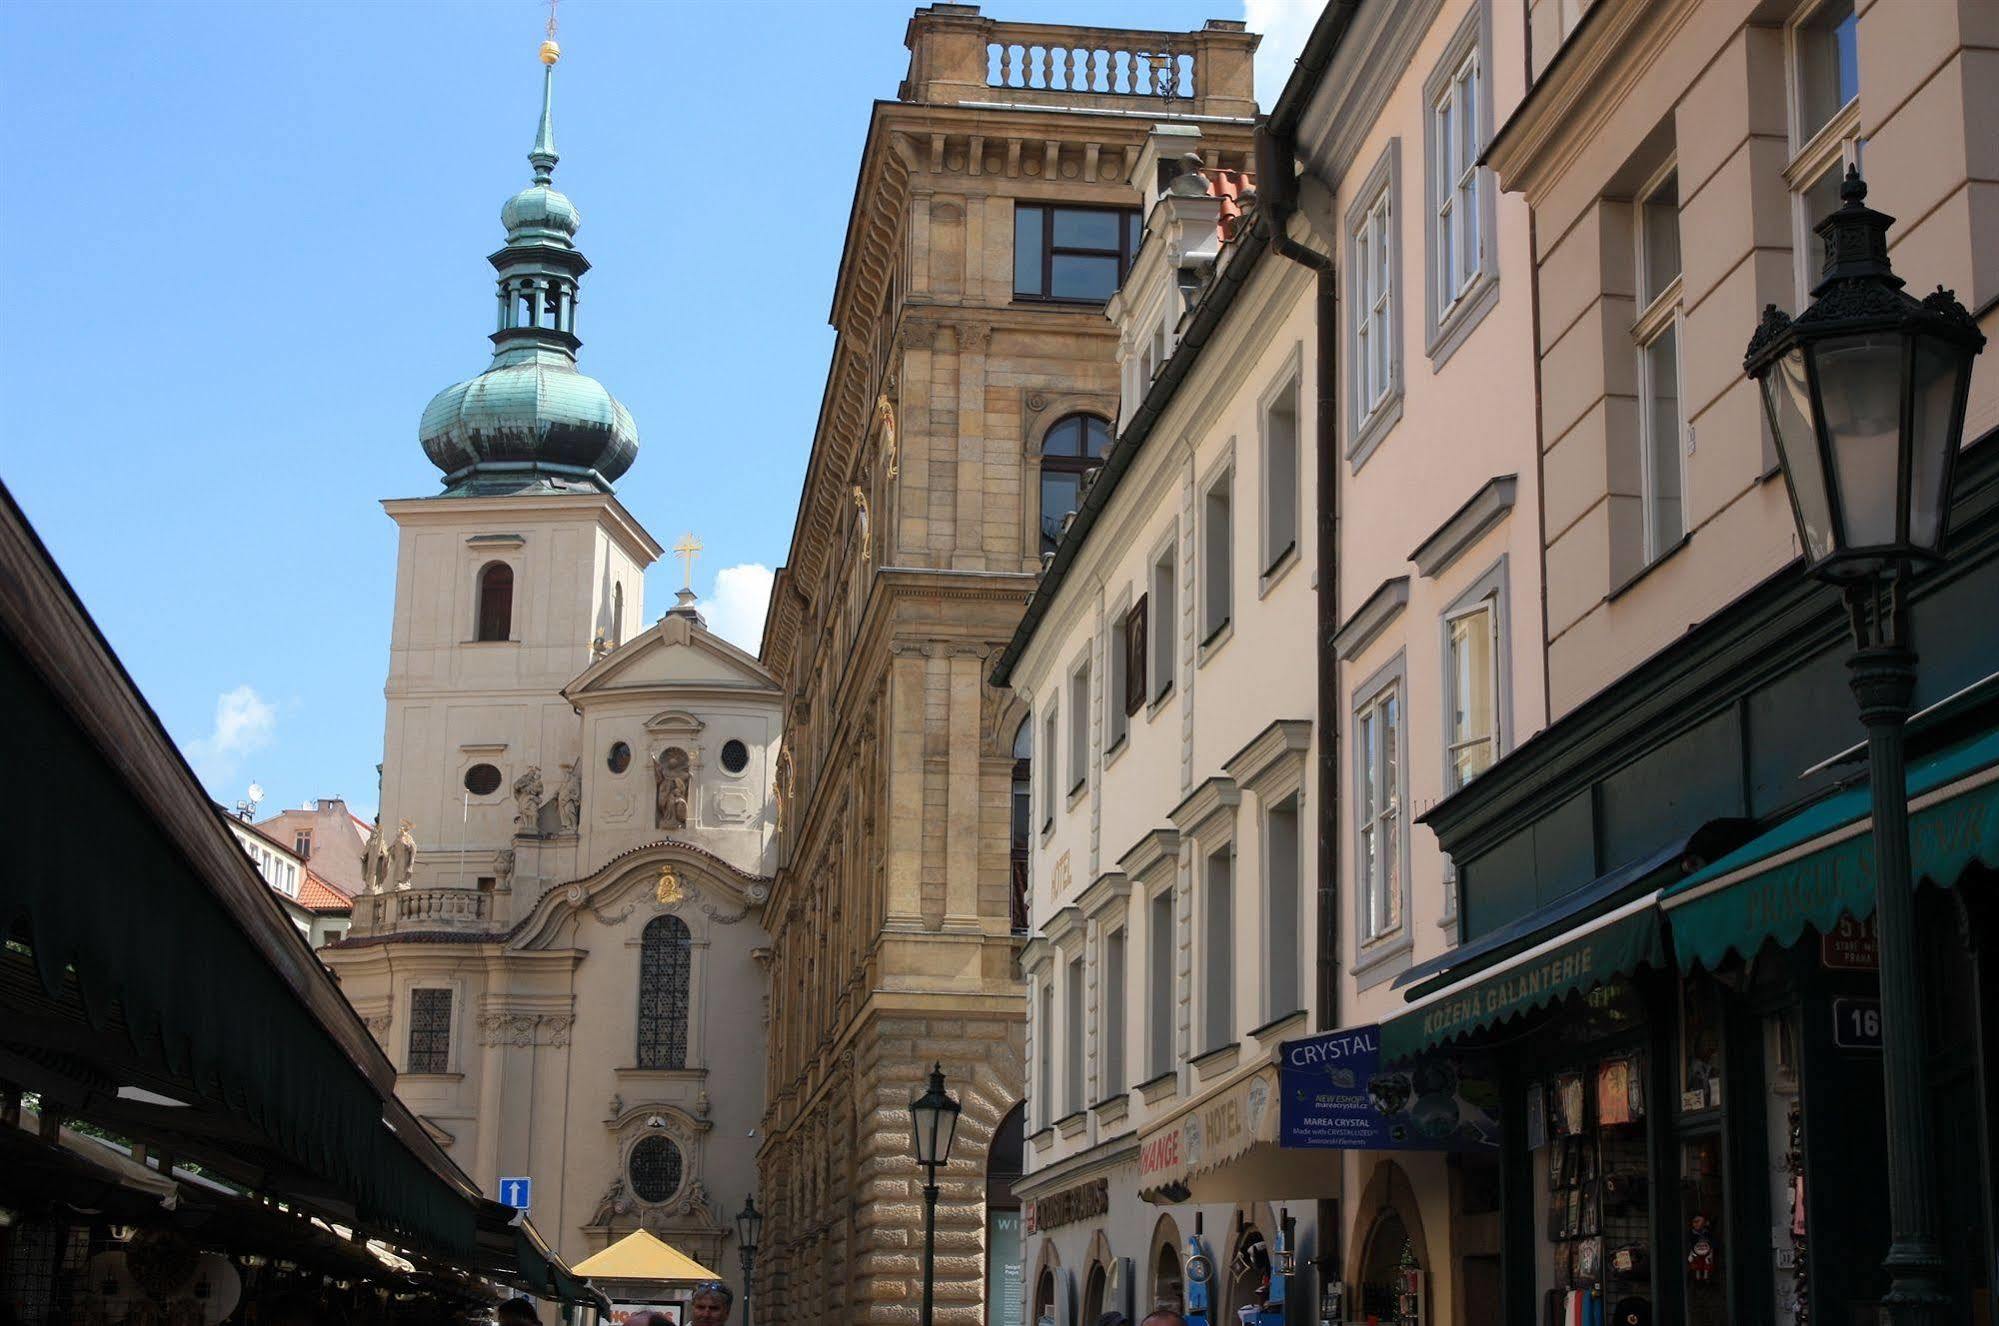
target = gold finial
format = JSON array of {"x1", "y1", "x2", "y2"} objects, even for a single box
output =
[
  {"x1": 673, "y1": 532, "x2": 704, "y2": 591},
  {"x1": 540, "y1": 0, "x2": 561, "y2": 63}
]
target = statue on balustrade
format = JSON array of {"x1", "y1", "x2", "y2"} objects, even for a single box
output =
[
  {"x1": 361, "y1": 821, "x2": 388, "y2": 895},
  {"x1": 513, "y1": 766, "x2": 544, "y2": 834},
  {"x1": 388, "y1": 819, "x2": 417, "y2": 890}
]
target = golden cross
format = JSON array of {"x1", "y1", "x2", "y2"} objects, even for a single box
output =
[
  {"x1": 545, "y1": 0, "x2": 559, "y2": 40},
  {"x1": 673, "y1": 532, "x2": 703, "y2": 590}
]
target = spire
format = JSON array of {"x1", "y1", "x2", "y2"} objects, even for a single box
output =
[{"x1": 530, "y1": 58, "x2": 559, "y2": 185}]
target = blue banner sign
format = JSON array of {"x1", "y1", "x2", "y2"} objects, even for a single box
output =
[{"x1": 1279, "y1": 1024, "x2": 1500, "y2": 1151}]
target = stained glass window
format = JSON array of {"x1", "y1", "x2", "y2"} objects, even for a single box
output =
[
  {"x1": 637, "y1": 914, "x2": 692, "y2": 1069},
  {"x1": 628, "y1": 1135, "x2": 684, "y2": 1203},
  {"x1": 408, "y1": 988, "x2": 452, "y2": 1074}
]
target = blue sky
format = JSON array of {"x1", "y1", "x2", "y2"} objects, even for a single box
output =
[{"x1": 2, "y1": 0, "x2": 1315, "y2": 820}]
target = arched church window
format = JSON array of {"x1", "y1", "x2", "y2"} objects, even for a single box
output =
[
  {"x1": 476, "y1": 562, "x2": 514, "y2": 642},
  {"x1": 628, "y1": 1134, "x2": 684, "y2": 1204},
  {"x1": 1038, "y1": 414, "x2": 1112, "y2": 558},
  {"x1": 637, "y1": 913, "x2": 692, "y2": 1069}
]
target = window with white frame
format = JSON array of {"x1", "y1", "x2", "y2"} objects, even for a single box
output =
[
  {"x1": 1348, "y1": 142, "x2": 1401, "y2": 462},
  {"x1": 1444, "y1": 577, "x2": 1503, "y2": 790},
  {"x1": 1108, "y1": 606, "x2": 1131, "y2": 751},
  {"x1": 1264, "y1": 794, "x2": 1302, "y2": 1018},
  {"x1": 1065, "y1": 952, "x2": 1085, "y2": 1116},
  {"x1": 1104, "y1": 926, "x2": 1127, "y2": 1095},
  {"x1": 1424, "y1": 3, "x2": 1495, "y2": 358},
  {"x1": 1150, "y1": 538, "x2": 1177, "y2": 701},
  {"x1": 1202, "y1": 846, "x2": 1234, "y2": 1052},
  {"x1": 1787, "y1": 0, "x2": 1861, "y2": 302},
  {"x1": 1201, "y1": 467, "x2": 1233, "y2": 645},
  {"x1": 1355, "y1": 673, "x2": 1404, "y2": 945},
  {"x1": 1634, "y1": 165, "x2": 1685, "y2": 563},
  {"x1": 1068, "y1": 656, "x2": 1090, "y2": 796},
  {"x1": 1041, "y1": 706, "x2": 1058, "y2": 831},
  {"x1": 1261, "y1": 368, "x2": 1300, "y2": 575},
  {"x1": 1038, "y1": 979, "x2": 1055, "y2": 1127},
  {"x1": 1148, "y1": 888, "x2": 1174, "y2": 1076}
]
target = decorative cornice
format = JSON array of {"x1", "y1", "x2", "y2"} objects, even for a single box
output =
[
  {"x1": 1075, "y1": 869, "x2": 1132, "y2": 922},
  {"x1": 1168, "y1": 776, "x2": 1240, "y2": 843},
  {"x1": 1116, "y1": 828, "x2": 1181, "y2": 887},
  {"x1": 1410, "y1": 475, "x2": 1518, "y2": 579},
  {"x1": 1332, "y1": 576, "x2": 1409, "y2": 661},
  {"x1": 1221, "y1": 718, "x2": 1314, "y2": 802}
]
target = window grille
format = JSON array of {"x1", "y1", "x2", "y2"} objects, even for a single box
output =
[
  {"x1": 628, "y1": 1135, "x2": 684, "y2": 1203},
  {"x1": 408, "y1": 988, "x2": 453, "y2": 1074},
  {"x1": 637, "y1": 915, "x2": 692, "y2": 1069}
]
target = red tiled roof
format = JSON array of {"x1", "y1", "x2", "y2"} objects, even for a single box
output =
[{"x1": 299, "y1": 869, "x2": 353, "y2": 914}]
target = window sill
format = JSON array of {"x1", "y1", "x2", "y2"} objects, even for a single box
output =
[
  {"x1": 1606, "y1": 533, "x2": 1691, "y2": 603},
  {"x1": 461, "y1": 639, "x2": 520, "y2": 647},
  {"x1": 615, "y1": 1066, "x2": 708, "y2": 1081},
  {"x1": 1011, "y1": 295, "x2": 1112, "y2": 310},
  {"x1": 1028, "y1": 1126, "x2": 1058, "y2": 1153},
  {"x1": 1092, "y1": 1091, "x2": 1131, "y2": 1125},
  {"x1": 1135, "y1": 1070, "x2": 1179, "y2": 1105},
  {"x1": 1349, "y1": 391, "x2": 1404, "y2": 474},
  {"x1": 1248, "y1": 1009, "x2": 1307, "y2": 1043},
  {"x1": 1103, "y1": 732, "x2": 1130, "y2": 771},
  {"x1": 1426, "y1": 271, "x2": 1501, "y2": 372},
  {"x1": 1353, "y1": 932, "x2": 1413, "y2": 991},
  {"x1": 1197, "y1": 620, "x2": 1233, "y2": 667},
  {"x1": 1258, "y1": 543, "x2": 1299, "y2": 600},
  {"x1": 398, "y1": 1072, "x2": 465, "y2": 1084},
  {"x1": 1055, "y1": 1110, "x2": 1090, "y2": 1140},
  {"x1": 1067, "y1": 778, "x2": 1089, "y2": 809},
  {"x1": 1147, "y1": 682, "x2": 1175, "y2": 721}
]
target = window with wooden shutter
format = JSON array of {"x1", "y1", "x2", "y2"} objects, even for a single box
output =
[{"x1": 1124, "y1": 595, "x2": 1148, "y2": 717}]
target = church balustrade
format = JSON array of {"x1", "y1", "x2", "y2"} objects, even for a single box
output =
[{"x1": 369, "y1": 887, "x2": 493, "y2": 929}]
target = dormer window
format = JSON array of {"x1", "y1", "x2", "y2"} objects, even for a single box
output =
[
  {"x1": 476, "y1": 562, "x2": 514, "y2": 642},
  {"x1": 1014, "y1": 204, "x2": 1141, "y2": 303}
]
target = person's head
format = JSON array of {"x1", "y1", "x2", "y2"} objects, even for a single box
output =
[
  {"x1": 688, "y1": 1282, "x2": 735, "y2": 1326},
  {"x1": 496, "y1": 1297, "x2": 540, "y2": 1325},
  {"x1": 1141, "y1": 1313, "x2": 1190, "y2": 1326},
  {"x1": 1095, "y1": 1313, "x2": 1131, "y2": 1326}
]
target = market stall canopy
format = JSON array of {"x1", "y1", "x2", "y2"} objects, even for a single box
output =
[
  {"x1": 570, "y1": 1228, "x2": 723, "y2": 1282},
  {"x1": 1379, "y1": 895, "x2": 1665, "y2": 1063},
  {"x1": 1661, "y1": 724, "x2": 1999, "y2": 972},
  {"x1": 0, "y1": 482, "x2": 599, "y2": 1307}
]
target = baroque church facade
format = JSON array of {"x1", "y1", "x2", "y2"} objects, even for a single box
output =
[{"x1": 322, "y1": 45, "x2": 774, "y2": 1304}]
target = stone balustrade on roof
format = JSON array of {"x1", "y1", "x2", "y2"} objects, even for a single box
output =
[{"x1": 901, "y1": 4, "x2": 1259, "y2": 120}]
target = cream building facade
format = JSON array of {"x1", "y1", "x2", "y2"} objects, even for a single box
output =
[
  {"x1": 321, "y1": 49, "x2": 775, "y2": 1315},
  {"x1": 996, "y1": 0, "x2": 1558, "y2": 1319},
  {"x1": 754, "y1": 8, "x2": 1257, "y2": 1324}
]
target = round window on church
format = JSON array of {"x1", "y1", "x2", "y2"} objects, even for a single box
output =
[
  {"x1": 720, "y1": 739, "x2": 749, "y2": 775},
  {"x1": 628, "y1": 1135, "x2": 684, "y2": 1204},
  {"x1": 607, "y1": 741, "x2": 632, "y2": 775},
  {"x1": 463, "y1": 763, "x2": 503, "y2": 796}
]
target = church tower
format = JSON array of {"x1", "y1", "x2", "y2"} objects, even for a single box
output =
[{"x1": 374, "y1": 39, "x2": 661, "y2": 896}]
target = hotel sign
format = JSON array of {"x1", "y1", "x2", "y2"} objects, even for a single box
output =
[{"x1": 1136, "y1": 1067, "x2": 1277, "y2": 1193}]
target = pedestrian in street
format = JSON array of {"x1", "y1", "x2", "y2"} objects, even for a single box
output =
[
  {"x1": 1095, "y1": 1312, "x2": 1130, "y2": 1326},
  {"x1": 688, "y1": 1281, "x2": 735, "y2": 1325},
  {"x1": 1141, "y1": 1313, "x2": 1189, "y2": 1326},
  {"x1": 497, "y1": 1297, "x2": 540, "y2": 1325}
]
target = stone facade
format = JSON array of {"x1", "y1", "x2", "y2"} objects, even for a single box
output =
[{"x1": 755, "y1": 8, "x2": 1258, "y2": 1324}]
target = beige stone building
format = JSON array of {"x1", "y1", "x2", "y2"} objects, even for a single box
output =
[
  {"x1": 754, "y1": 8, "x2": 1257, "y2": 1324},
  {"x1": 321, "y1": 47, "x2": 776, "y2": 1318}
]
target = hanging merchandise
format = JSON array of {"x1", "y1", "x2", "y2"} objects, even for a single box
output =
[
  {"x1": 1685, "y1": 1215, "x2": 1717, "y2": 1283},
  {"x1": 1186, "y1": 1232, "x2": 1214, "y2": 1326}
]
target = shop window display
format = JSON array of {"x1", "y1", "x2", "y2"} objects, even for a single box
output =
[{"x1": 1528, "y1": 1052, "x2": 1652, "y2": 1325}]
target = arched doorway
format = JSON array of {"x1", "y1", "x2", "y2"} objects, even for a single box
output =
[
  {"x1": 987, "y1": 1102, "x2": 1025, "y2": 1325},
  {"x1": 1358, "y1": 1210, "x2": 1423, "y2": 1325},
  {"x1": 1149, "y1": 1214, "x2": 1185, "y2": 1317},
  {"x1": 1083, "y1": 1262, "x2": 1108, "y2": 1322}
]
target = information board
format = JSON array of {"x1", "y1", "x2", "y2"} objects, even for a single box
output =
[{"x1": 1279, "y1": 1024, "x2": 1499, "y2": 1151}]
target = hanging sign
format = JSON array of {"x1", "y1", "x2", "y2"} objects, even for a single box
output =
[{"x1": 1279, "y1": 1024, "x2": 1500, "y2": 1151}]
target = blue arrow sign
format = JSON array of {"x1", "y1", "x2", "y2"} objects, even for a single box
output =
[{"x1": 499, "y1": 1177, "x2": 533, "y2": 1211}]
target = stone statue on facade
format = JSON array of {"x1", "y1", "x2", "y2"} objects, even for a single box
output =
[
  {"x1": 590, "y1": 1176, "x2": 631, "y2": 1227},
  {"x1": 558, "y1": 761, "x2": 582, "y2": 834},
  {"x1": 388, "y1": 820, "x2": 417, "y2": 890},
  {"x1": 360, "y1": 821, "x2": 388, "y2": 894},
  {"x1": 494, "y1": 847, "x2": 516, "y2": 891},
  {"x1": 513, "y1": 766, "x2": 544, "y2": 833},
  {"x1": 654, "y1": 747, "x2": 690, "y2": 831}
]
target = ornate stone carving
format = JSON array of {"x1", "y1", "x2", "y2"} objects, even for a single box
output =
[
  {"x1": 557, "y1": 761, "x2": 582, "y2": 834},
  {"x1": 654, "y1": 747, "x2": 690, "y2": 831},
  {"x1": 494, "y1": 847, "x2": 516, "y2": 891},
  {"x1": 360, "y1": 821, "x2": 388, "y2": 895},
  {"x1": 362, "y1": 1012, "x2": 391, "y2": 1045},
  {"x1": 591, "y1": 1176, "x2": 632, "y2": 1227},
  {"x1": 876, "y1": 391, "x2": 899, "y2": 479},
  {"x1": 656, "y1": 864, "x2": 684, "y2": 906},
  {"x1": 513, "y1": 767, "x2": 544, "y2": 833},
  {"x1": 851, "y1": 486, "x2": 871, "y2": 564},
  {"x1": 388, "y1": 820, "x2": 417, "y2": 891}
]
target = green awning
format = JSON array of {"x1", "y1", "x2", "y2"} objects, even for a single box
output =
[
  {"x1": 1380, "y1": 899, "x2": 1664, "y2": 1062},
  {"x1": 1662, "y1": 727, "x2": 1999, "y2": 972}
]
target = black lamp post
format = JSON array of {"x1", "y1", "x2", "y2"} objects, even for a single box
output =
[
  {"x1": 1744, "y1": 165, "x2": 1985, "y2": 1326},
  {"x1": 735, "y1": 1194, "x2": 763, "y2": 1326},
  {"x1": 909, "y1": 1062, "x2": 962, "y2": 1326}
]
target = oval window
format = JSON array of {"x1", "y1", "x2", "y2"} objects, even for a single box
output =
[
  {"x1": 720, "y1": 739, "x2": 750, "y2": 774},
  {"x1": 463, "y1": 763, "x2": 502, "y2": 796},
  {"x1": 607, "y1": 741, "x2": 632, "y2": 774},
  {"x1": 628, "y1": 1134, "x2": 684, "y2": 1203}
]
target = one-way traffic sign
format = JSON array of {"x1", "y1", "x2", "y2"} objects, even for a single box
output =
[{"x1": 499, "y1": 1177, "x2": 533, "y2": 1211}]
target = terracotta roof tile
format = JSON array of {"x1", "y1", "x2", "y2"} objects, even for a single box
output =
[{"x1": 299, "y1": 869, "x2": 353, "y2": 913}]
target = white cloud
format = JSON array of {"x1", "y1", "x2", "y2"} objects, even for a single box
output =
[
  {"x1": 1245, "y1": 0, "x2": 1323, "y2": 110},
  {"x1": 185, "y1": 684, "x2": 277, "y2": 784},
  {"x1": 698, "y1": 563, "x2": 775, "y2": 654}
]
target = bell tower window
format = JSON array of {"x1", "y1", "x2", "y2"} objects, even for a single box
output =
[{"x1": 476, "y1": 562, "x2": 515, "y2": 642}]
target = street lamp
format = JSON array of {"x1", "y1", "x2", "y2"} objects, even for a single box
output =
[
  {"x1": 1744, "y1": 165, "x2": 1985, "y2": 1326},
  {"x1": 909, "y1": 1062, "x2": 962, "y2": 1326},
  {"x1": 735, "y1": 1194, "x2": 763, "y2": 1326}
]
